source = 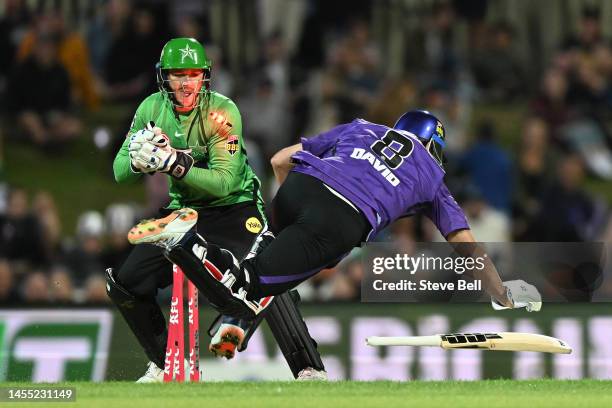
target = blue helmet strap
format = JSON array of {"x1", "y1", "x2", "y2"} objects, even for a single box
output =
[{"x1": 431, "y1": 134, "x2": 445, "y2": 148}]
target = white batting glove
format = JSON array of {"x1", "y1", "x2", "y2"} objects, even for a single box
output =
[{"x1": 491, "y1": 279, "x2": 542, "y2": 312}]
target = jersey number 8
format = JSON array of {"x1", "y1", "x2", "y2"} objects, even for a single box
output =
[{"x1": 370, "y1": 130, "x2": 414, "y2": 169}]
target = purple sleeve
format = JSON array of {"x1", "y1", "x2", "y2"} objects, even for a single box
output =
[
  {"x1": 300, "y1": 123, "x2": 350, "y2": 157},
  {"x1": 425, "y1": 183, "x2": 470, "y2": 237}
]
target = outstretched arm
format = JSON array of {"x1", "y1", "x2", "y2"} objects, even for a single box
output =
[
  {"x1": 270, "y1": 143, "x2": 302, "y2": 185},
  {"x1": 446, "y1": 229, "x2": 513, "y2": 308}
]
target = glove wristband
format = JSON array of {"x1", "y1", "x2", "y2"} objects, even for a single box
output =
[{"x1": 168, "y1": 152, "x2": 194, "y2": 179}]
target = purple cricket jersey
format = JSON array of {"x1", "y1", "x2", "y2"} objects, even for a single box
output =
[{"x1": 291, "y1": 119, "x2": 469, "y2": 239}]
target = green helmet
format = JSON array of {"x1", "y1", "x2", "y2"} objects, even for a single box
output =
[
  {"x1": 159, "y1": 38, "x2": 211, "y2": 70},
  {"x1": 156, "y1": 38, "x2": 212, "y2": 109}
]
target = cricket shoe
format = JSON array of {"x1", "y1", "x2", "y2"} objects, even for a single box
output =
[
  {"x1": 127, "y1": 208, "x2": 198, "y2": 250},
  {"x1": 136, "y1": 360, "x2": 192, "y2": 383},
  {"x1": 136, "y1": 361, "x2": 164, "y2": 383},
  {"x1": 296, "y1": 367, "x2": 329, "y2": 381},
  {"x1": 209, "y1": 322, "x2": 245, "y2": 359}
]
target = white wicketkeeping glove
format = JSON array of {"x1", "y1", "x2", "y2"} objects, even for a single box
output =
[
  {"x1": 131, "y1": 137, "x2": 194, "y2": 180},
  {"x1": 491, "y1": 279, "x2": 542, "y2": 312},
  {"x1": 128, "y1": 122, "x2": 170, "y2": 173}
]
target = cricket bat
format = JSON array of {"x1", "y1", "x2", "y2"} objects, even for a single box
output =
[{"x1": 366, "y1": 332, "x2": 572, "y2": 354}]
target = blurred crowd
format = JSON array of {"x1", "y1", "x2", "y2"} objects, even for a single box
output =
[
  {"x1": 2, "y1": 0, "x2": 612, "y2": 304},
  {"x1": 0, "y1": 187, "x2": 136, "y2": 304}
]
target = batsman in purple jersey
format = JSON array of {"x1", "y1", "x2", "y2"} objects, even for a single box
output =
[
  {"x1": 127, "y1": 110, "x2": 544, "y2": 320},
  {"x1": 292, "y1": 118, "x2": 469, "y2": 240}
]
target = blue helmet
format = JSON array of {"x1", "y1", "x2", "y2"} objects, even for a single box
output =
[{"x1": 394, "y1": 110, "x2": 446, "y2": 166}]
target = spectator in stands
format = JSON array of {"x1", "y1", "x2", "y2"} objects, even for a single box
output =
[
  {"x1": 32, "y1": 191, "x2": 62, "y2": 262},
  {"x1": 387, "y1": 217, "x2": 417, "y2": 252},
  {"x1": 0, "y1": 259, "x2": 20, "y2": 304},
  {"x1": 0, "y1": 187, "x2": 48, "y2": 267},
  {"x1": 21, "y1": 271, "x2": 50, "y2": 303},
  {"x1": 334, "y1": 251, "x2": 364, "y2": 300},
  {"x1": 173, "y1": 14, "x2": 206, "y2": 41},
  {"x1": 423, "y1": 0, "x2": 461, "y2": 85},
  {"x1": 326, "y1": 273, "x2": 354, "y2": 300},
  {"x1": 103, "y1": 3, "x2": 166, "y2": 102},
  {"x1": 87, "y1": 0, "x2": 132, "y2": 78},
  {"x1": 526, "y1": 154, "x2": 597, "y2": 241},
  {"x1": 102, "y1": 204, "x2": 135, "y2": 270},
  {"x1": 562, "y1": 5, "x2": 605, "y2": 53},
  {"x1": 239, "y1": 32, "x2": 292, "y2": 159},
  {"x1": 84, "y1": 275, "x2": 111, "y2": 303},
  {"x1": 470, "y1": 21, "x2": 524, "y2": 102},
  {"x1": 203, "y1": 44, "x2": 234, "y2": 98},
  {"x1": 0, "y1": 0, "x2": 31, "y2": 96},
  {"x1": 531, "y1": 67, "x2": 575, "y2": 140},
  {"x1": 559, "y1": 118, "x2": 612, "y2": 180},
  {"x1": 238, "y1": 76, "x2": 288, "y2": 160},
  {"x1": 322, "y1": 18, "x2": 381, "y2": 123},
  {"x1": 460, "y1": 185, "x2": 510, "y2": 242},
  {"x1": 7, "y1": 34, "x2": 82, "y2": 150},
  {"x1": 262, "y1": 31, "x2": 290, "y2": 99},
  {"x1": 513, "y1": 118, "x2": 555, "y2": 240},
  {"x1": 555, "y1": 6, "x2": 612, "y2": 121},
  {"x1": 298, "y1": 267, "x2": 340, "y2": 301},
  {"x1": 18, "y1": 11, "x2": 99, "y2": 110},
  {"x1": 368, "y1": 77, "x2": 418, "y2": 127},
  {"x1": 460, "y1": 121, "x2": 513, "y2": 213},
  {"x1": 48, "y1": 265, "x2": 74, "y2": 303},
  {"x1": 568, "y1": 51, "x2": 612, "y2": 119},
  {"x1": 62, "y1": 211, "x2": 105, "y2": 286}
]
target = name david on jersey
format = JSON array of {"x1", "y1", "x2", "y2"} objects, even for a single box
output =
[{"x1": 350, "y1": 148, "x2": 400, "y2": 186}]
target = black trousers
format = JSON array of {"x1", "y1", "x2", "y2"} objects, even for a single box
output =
[
  {"x1": 248, "y1": 172, "x2": 370, "y2": 297},
  {"x1": 117, "y1": 202, "x2": 265, "y2": 298},
  {"x1": 113, "y1": 199, "x2": 327, "y2": 375}
]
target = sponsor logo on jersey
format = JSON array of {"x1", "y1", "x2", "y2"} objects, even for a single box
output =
[
  {"x1": 226, "y1": 135, "x2": 239, "y2": 155},
  {"x1": 245, "y1": 217, "x2": 263, "y2": 233},
  {"x1": 350, "y1": 148, "x2": 400, "y2": 186}
]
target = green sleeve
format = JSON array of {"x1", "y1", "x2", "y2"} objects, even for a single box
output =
[
  {"x1": 181, "y1": 100, "x2": 245, "y2": 198},
  {"x1": 112, "y1": 101, "x2": 148, "y2": 184}
]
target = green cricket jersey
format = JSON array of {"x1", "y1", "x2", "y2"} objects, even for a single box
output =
[{"x1": 113, "y1": 91, "x2": 264, "y2": 210}]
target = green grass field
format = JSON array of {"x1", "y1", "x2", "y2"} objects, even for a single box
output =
[{"x1": 3, "y1": 380, "x2": 612, "y2": 408}]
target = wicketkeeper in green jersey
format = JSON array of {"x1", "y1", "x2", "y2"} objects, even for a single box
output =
[{"x1": 107, "y1": 38, "x2": 326, "y2": 382}]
